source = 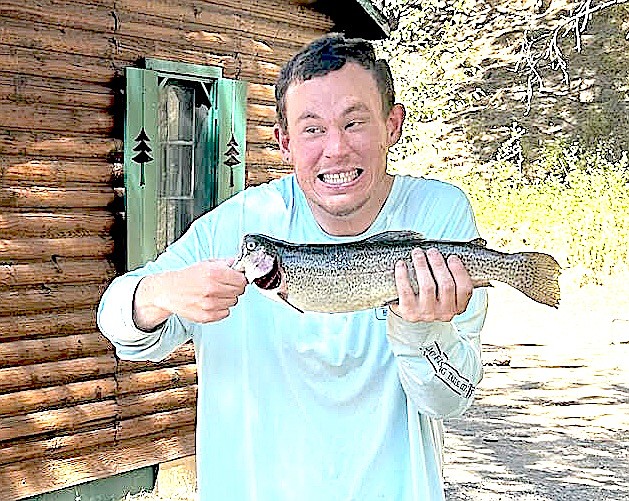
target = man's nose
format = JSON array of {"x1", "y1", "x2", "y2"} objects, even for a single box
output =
[{"x1": 323, "y1": 127, "x2": 350, "y2": 158}]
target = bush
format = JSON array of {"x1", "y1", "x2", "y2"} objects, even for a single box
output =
[{"x1": 407, "y1": 141, "x2": 629, "y2": 286}]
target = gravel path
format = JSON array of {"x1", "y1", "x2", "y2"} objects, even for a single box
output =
[{"x1": 443, "y1": 282, "x2": 629, "y2": 500}]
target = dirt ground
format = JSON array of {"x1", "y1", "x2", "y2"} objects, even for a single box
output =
[
  {"x1": 443, "y1": 280, "x2": 629, "y2": 500},
  {"x1": 151, "y1": 277, "x2": 629, "y2": 501}
]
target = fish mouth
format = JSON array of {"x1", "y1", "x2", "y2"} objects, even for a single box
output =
[
  {"x1": 317, "y1": 168, "x2": 363, "y2": 185},
  {"x1": 253, "y1": 258, "x2": 281, "y2": 290}
]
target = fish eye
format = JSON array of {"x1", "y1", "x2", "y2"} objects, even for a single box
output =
[{"x1": 246, "y1": 241, "x2": 256, "y2": 251}]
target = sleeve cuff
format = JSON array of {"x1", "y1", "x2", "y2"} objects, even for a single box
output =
[
  {"x1": 98, "y1": 274, "x2": 162, "y2": 343},
  {"x1": 386, "y1": 307, "x2": 452, "y2": 355}
]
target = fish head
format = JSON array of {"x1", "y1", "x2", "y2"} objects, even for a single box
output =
[{"x1": 232, "y1": 234, "x2": 279, "y2": 286}]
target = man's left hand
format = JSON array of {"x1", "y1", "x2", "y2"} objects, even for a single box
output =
[{"x1": 390, "y1": 248, "x2": 473, "y2": 323}]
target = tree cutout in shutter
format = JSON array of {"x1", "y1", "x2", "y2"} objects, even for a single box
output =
[
  {"x1": 132, "y1": 128, "x2": 154, "y2": 187},
  {"x1": 223, "y1": 84, "x2": 241, "y2": 188}
]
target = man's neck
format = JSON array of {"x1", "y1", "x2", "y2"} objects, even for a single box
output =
[{"x1": 310, "y1": 175, "x2": 395, "y2": 237}]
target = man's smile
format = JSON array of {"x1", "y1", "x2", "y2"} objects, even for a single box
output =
[{"x1": 317, "y1": 168, "x2": 363, "y2": 185}]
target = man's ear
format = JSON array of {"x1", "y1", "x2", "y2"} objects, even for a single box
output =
[
  {"x1": 274, "y1": 124, "x2": 292, "y2": 164},
  {"x1": 386, "y1": 103, "x2": 406, "y2": 147}
]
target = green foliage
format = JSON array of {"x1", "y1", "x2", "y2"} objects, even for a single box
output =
[
  {"x1": 376, "y1": 1, "x2": 629, "y2": 286},
  {"x1": 376, "y1": 0, "x2": 482, "y2": 165},
  {"x1": 445, "y1": 142, "x2": 629, "y2": 285}
]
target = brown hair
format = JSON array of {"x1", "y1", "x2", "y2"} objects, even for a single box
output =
[{"x1": 275, "y1": 33, "x2": 395, "y2": 132}]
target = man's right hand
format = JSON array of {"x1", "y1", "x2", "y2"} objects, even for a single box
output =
[{"x1": 132, "y1": 259, "x2": 248, "y2": 331}]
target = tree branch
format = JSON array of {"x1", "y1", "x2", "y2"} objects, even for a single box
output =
[{"x1": 515, "y1": 0, "x2": 629, "y2": 114}]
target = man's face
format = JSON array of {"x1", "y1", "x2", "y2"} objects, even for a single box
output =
[{"x1": 275, "y1": 62, "x2": 404, "y2": 235}]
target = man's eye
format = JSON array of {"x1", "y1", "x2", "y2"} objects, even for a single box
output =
[
  {"x1": 346, "y1": 120, "x2": 364, "y2": 129},
  {"x1": 305, "y1": 126, "x2": 324, "y2": 134}
]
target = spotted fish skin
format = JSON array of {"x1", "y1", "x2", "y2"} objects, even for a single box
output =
[{"x1": 232, "y1": 231, "x2": 561, "y2": 313}]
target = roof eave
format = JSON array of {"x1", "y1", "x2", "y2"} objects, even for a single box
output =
[
  {"x1": 354, "y1": 0, "x2": 391, "y2": 38},
  {"x1": 306, "y1": 0, "x2": 391, "y2": 40}
]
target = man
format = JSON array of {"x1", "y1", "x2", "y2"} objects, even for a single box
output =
[{"x1": 98, "y1": 33, "x2": 487, "y2": 500}]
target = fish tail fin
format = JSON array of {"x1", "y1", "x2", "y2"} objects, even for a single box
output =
[{"x1": 509, "y1": 252, "x2": 561, "y2": 308}]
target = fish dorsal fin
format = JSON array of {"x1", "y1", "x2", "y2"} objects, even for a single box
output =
[
  {"x1": 362, "y1": 230, "x2": 425, "y2": 244},
  {"x1": 469, "y1": 237, "x2": 488, "y2": 247}
]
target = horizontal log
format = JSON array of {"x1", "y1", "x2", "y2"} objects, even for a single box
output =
[
  {"x1": 0, "y1": 236, "x2": 114, "y2": 262},
  {"x1": 246, "y1": 146, "x2": 282, "y2": 167},
  {"x1": 0, "y1": 425, "x2": 196, "y2": 500},
  {"x1": 116, "y1": 406, "x2": 196, "y2": 441},
  {"x1": 0, "y1": 74, "x2": 114, "y2": 110},
  {"x1": 0, "y1": 186, "x2": 114, "y2": 208},
  {"x1": 0, "y1": 354, "x2": 116, "y2": 394},
  {"x1": 0, "y1": 17, "x2": 116, "y2": 61},
  {"x1": 117, "y1": 364, "x2": 197, "y2": 395},
  {"x1": 114, "y1": 0, "x2": 332, "y2": 33},
  {"x1": 0, "y1": 40, "x2": 230, "y2": 87},
  {"x1": 248, "y1": 102, "x2": 276, "y2": 125},
  {"x1": 247, "y1": 82, "x2": 276, "y2": 105},
  {"x1": 247, "y1": 123, "x2": 277, "y2": 146},
  {"x1": 0, "y1": 283, "x2": 106, "y2": 316},
  {"x1": 0, "y1": 0, "x2": 113, "y2": 34},
  {"x1": 0, "y1": 38, "x2": 282, "y2": 92},
  {"x1": 0, "y1": 427, "x2": 113, "y2": 466},
  {"x1": 1, "y1": 21, "x2": 287, "y2": 85},
  {"x1": 214, "y1": 0, "x2": 331, "y2": 30},
  {"x1": 0, "y1": 259, "x2": 116, "y2": 288},
  {"x1": 114, "y1": 39, "x2": 280, "y2": 85},
  {"x1": 0, "y1": 309, "x2": 97, "y2": 342},
  {"x1": 116, "y1": 21, "x2": 301, "y2": 68},
  {"x1": 0, "y1": 378, "x2": 115, "y2": 418},
  {"x1": 0, "y1": 132, "x2": 118, "y2": 159},
  {"x1": 117, "y1": 385, "x2": 198, "y2": 420},
  {"x1": 0, "y1": 157, "x2": 114, "y2": 186},
  {"x1": 0, "y1": 101, "x2": 114, "y2": 135},
  {"x1": 116, "y1": 342, "x2": 196, "y2": 373},
  {"x1": 0, "y1": 210, "x2": 115, "y2": 238},
  {"x1": 2, "y1": 0, "x2": 327, "y2": 51},
  {"x1": 0, "y1": 332, "x2": 112, "y2": 368},
  {"x1": 0, "y1": 44, "x2": 116, "y2": 85},
  {"x1": 2, "y1": 15, "x2": 287, "y2": 83},
  {"x1": 0, "y1": 400, "x2": 116, "y2": 442},
  {"x1": 247, "y1": 164, "x2": 291, "y2": 186}
]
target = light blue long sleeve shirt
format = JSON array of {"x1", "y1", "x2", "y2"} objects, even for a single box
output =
[{"x1": 98, "y1": 174, "x2": 487, "y2": 500}]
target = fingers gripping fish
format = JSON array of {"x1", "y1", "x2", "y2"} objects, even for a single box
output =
[{"x1": 231, "y1": 231, "x2": 561, "y2": 314}]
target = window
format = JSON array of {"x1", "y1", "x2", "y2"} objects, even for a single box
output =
[{"x1": 124, "y1": 59, "x2": 247, "y2": 270}]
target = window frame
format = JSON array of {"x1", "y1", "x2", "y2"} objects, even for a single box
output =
[{"x1": 124, "y1": 59, "x2": 247, "y2": 271}]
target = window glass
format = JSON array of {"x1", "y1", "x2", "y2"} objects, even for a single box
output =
[{"x1": 156, "y1": 79, "x2": 212, "y2": 253}]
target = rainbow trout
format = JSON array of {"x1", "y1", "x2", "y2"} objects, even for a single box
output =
[{"x1": 232, "y1": 231, "x2": 561, "y2": 313}]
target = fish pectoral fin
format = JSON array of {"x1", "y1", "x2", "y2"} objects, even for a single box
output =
[
  {"x1": 278, "y1": 292, "x2": 304, "y2": 314},
  {"x1": 363, "y1": 230, "x2": 425, "y2": 244},
  {"x1": 383, "y1": 298, "x2": 399, "y2": 307},
  {"x1": 472, "y1": 279, "x2": 493, "y2": 288}
]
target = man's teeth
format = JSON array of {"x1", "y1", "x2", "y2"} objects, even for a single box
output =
[{"x1": 319, "y1": 169, "x2": 361, "y2": 184}]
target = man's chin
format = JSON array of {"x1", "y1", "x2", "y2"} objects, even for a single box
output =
[{"x1": 316, "y1": 197, "x2": 368, "y2": 219}]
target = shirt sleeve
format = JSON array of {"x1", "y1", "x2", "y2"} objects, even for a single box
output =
[
  {"x1": 385, "y1": 179, "x2": 488, "y2": 419},
  {"x1": 97, "y1": 217, "x2": 213, "y2": 362},
  {"x1": 386, "y1": 289, "x2": 487, "y2": 419},
  {"x1": 97, "y1": 273, "x2": 194, "y2": 362}
]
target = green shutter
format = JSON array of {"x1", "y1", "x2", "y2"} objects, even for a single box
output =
[
  {"x1": 216, "y1": 77, "x2": 247, "y2": 204},
  {"x1": 124, "y1": 68, "x2": 160, "y2": 271}
]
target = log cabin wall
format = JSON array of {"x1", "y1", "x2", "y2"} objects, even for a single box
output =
[{"x1": 0, "y1": 0, "x2": 339, "y2": 498}]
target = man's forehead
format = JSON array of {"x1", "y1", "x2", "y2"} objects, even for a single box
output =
[{"x1": 284, "y1": 66, "x2": 380, "y2": 110}]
